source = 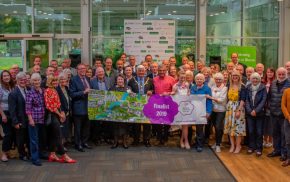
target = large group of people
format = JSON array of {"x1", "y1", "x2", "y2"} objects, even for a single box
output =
[{"x1": 1, "y1": 53, "x2": 290, "y2": 168}]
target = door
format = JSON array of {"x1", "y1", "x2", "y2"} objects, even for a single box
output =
[
  {"x1": 0, "y1": 39, "x2": 23, "y2": 71},
  {"x1": 23, "y1": 38, "x2": 52, "y2": 71}
]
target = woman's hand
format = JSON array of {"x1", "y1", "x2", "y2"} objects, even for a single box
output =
[
  {"x1": 1, "y1": 114, "x2": 7, "y2": 123},
  {"x1": 251, "y1": 110, "x2": 256, "y2": 117},
  {"x1": 235, "y1": 110, "x2": 241, "y2": 119},
  {"x1": 29, "y1": 119, "x2": 35, "y2": 127},
  {"x1": 60, "y1": 112, "x2": 66, "y2": 123}
]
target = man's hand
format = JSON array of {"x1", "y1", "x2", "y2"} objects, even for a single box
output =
[
  {"x1": 15, "y1": 124, "x2": 21, "y2": 129},
  {"x1": 251, "y1": 110, "x2": 256, "y2": 117},
  {"x1": 147, "y1": 91, "x2": 153, "y2": 96},
  {"x1": 1, "y1": 114, "x2": 7, "y2": 123},
  {"x1": 84, "y1": 88, "x2": 90, "y2": 94}
]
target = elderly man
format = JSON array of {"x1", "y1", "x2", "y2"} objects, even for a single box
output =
[
  {"x1": 226, "y1": 62, "x2": 235, "y2": 75},
  {"x1": 91, "y1": 67, "x2": 114, "y2": 91},
  {"x1": 267, "y1": 67, "x2": 290, "y2": 161},
  {"x1": 245, "y1": 67, "x2": 255, "y2": 86},
  {"x1": 153, "y1": 65, "x2": 176, "y2": 145},
  {"x1": 147, "y1": 62, "x2": 158, "y2": 79},
  {"x1": 285, "y1": 61, "x2": 290, "y2": 78},
  {"x1": 61, "y1": 58, "x2": 77, "y2": 76},
  {"x1": 255, "y1": 63, "x2": 265, "y2": 82},
  {"x1": 128, "y1": 55, "x2": 137, "y2": 74},
  {"x1": 70, "y1": 63, "x2": 92, "y2": 152},
  {"x1": 128, "y1": 65, "x2": 154, "y2": 147},
  {"x1": 8, "y1": 72, "x2": 29, "y2": 161}
]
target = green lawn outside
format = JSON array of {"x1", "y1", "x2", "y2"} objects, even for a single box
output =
[{"x1": 0, "y1": 57, "x2": 22, "y2": 70}]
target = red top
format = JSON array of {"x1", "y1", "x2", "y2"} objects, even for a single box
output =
[
  {"x1": 153, "y1": 76, "x2": 175, "y2": 94},
  {"x1": 44, "y1": 88, "x2": 61, "y2": 113}
]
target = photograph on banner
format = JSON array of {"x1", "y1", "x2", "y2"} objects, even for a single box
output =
[
  {"x1": 88, "y1": 90, "x2": 207, "y2": 125},
  {"x1": 227, "y1": 46, "x2": 256, "y2": 67}
]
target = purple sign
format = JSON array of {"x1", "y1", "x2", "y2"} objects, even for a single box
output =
[{"x1": 143, "y1": 95, "x2": 179, "y2": 124}]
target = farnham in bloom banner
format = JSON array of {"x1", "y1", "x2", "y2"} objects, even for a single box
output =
[{"x1": 88, "y1": 90, "x2": 207, "y2": 125}]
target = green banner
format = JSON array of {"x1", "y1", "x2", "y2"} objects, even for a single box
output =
[{"x1": 227, "y1": 46, "x2": 256, "y2": 67}]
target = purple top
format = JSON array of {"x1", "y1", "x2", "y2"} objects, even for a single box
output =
[{"x1": 25, "y1": 87, "x2": 45, "y2": 124}]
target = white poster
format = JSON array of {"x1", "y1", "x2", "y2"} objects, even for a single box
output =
[{"x1": 124, "y1": 20, "x2": 176, "y2": 64}]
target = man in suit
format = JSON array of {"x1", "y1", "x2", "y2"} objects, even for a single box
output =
[
  {"x1": 147, "y1": 62, "x2": 158, "y2": 79},
  {"x1": 116, "y1": 59, "x2": 125, "y2": 75},
  {"x1": 8, "y1": 72, "x2": 29, "y2": 161},
  {"x1": 69, "y1": 63, "x2": 92, "y2": 152},
  {"x1": 128, "y1": 65, "x2": 154, "y2": 147},
  {"x1": 91, "y1": 67, "x2": 114, "y2": 90},
  {"x1": 128, "y1": 55, "x2": 137, "y2": 75}
]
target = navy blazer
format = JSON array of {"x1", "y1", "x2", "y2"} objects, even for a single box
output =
[
  {"x1": 56, "y1": 86, "x2": 71, "y2": 115},
  {"x1": 8, "y1": 87, "x2": 28, "y2": 127},
  {"x1": 90, "y1": 77, "x2": 114, "y2": 91},
  {"x1": 245, "y1": 84, "x2": 267, "y2": 116},
  {"x1": 127, "y1": 76, "x2": 154, "y2": 94},
  {"x1": 69, "y1": 75, "x2": 92, "y2": 115}
]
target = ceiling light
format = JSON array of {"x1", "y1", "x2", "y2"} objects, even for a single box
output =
[
  {"x1": 13, "y1": 11, "x2": 17, "y2": 14},
  {"x1": 48, "y1": 14, "x2": 52, "y2": 16},
  {"x1": 215, "y1": 13, "x2": 219, "y2": 15},
  {"x1": 4, "y1": 14, "x2": 8, "y2": 16},
  {"x1": 160, "y1": 18, "x2": 163, "y2": 19},
  {"x1": 221, "y1": 12, "x2": 225, "y2": 14},
  {"x1": 43, "y1": 12, "x2": 47, "y2": 15},
  {"x1": 210, "y1": 14, "x2": 214, "y2": 16},
  {"x1": 168, "y1": 13, "x2": 172, "y2": 15},
  {"x1": 173, "y1": 11, "x2": 177, "y2": 13},
  {"x1": 38, "y1": 10, "x2": 42, "y2": 13},
  {"x1": 45, "y1": 18, "x2": 48, "y2": 19},
  {"x1": 148, "y1": 10, "x2": 152, "y2": 13}
]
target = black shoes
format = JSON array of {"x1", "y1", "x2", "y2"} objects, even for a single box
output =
[
  {"x1": 280, "y1": 155, "x2": 287, "y2": 161},
  {"x1": 82, "y1": 143, "x2": 92, "y2": 149},
  {"x1": 267, "y1": 151, "x2": 281, "y2": 157},
  {"x1": 111, "y1": 143, "x2": 118, "y2": 149},
  {"x1": 144, "y1": 140, "x2": 151, "y2": 147},
  {"x1": 20, "y1": 156, "x2": 29, "y2": 161},
  {"x1": 32, "y1": 160, "x2": 42, "y2": 166},
  {"x1": 75, "y1": 145, "x2": 85, "y2": 152}
]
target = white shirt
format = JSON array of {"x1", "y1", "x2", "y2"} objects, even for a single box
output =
[{"x1": 211, "y1": 85, "x2": 228, "y2": 112}]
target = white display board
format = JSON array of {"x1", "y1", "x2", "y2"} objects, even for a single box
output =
[{"x1": 124, "y1": 20, "x2": 176, "y2": 64}]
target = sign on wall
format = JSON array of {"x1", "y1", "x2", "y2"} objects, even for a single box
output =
[
  {"x1": 227, "y1": 46, "x2": 256, "y2": 67},
  {"x1": 124, "y1": 20, "x2": 176, "y2": 64}
]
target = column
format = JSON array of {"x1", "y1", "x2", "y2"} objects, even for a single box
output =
[
  {"x1": 81, "y1": 0, "x2": 92, "y2": 65},
  {"x1": 279, "y1": 0, "x2": 290, "y2": 66},
  {"x1": 196, "y1": 0, "x2": 207, "y2": 64}
]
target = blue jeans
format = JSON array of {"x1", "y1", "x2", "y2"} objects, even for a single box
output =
[
  {"x1": 28, "y1": 124, "x2": 41, "y2": 162},
  {"x1": 271, "y1": 114, "x2": 286, "y2": 155},
  {"x1": 247, "y1": 115, "x2": 264, "y2": 152}
]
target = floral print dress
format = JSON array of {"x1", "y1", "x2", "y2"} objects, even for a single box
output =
[{"x1": 224, "y1": 88, "x2": 246, "y2": 136}]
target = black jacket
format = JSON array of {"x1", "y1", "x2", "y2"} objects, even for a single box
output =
[
  {"x1": 127, "y1": 76, "x2": 154, "y2": 95},
  {"x1": 245, "y1": 84, "x2": 267, "y2": 116}
]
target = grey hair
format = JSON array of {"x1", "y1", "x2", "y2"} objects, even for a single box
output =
[
  {"x1": 16, "y1": 72, "x2": 27, "y2": 80},
  {"x1": 213, "y1": 72, "x2": 224, "y2": 80},
  {"x1": 137, "y1": 65, "x2": 145, "y2": 70},
  {"x1": 63, "y1": 68, "x2": 72, "y2": 75},
  {"x1": 58, "y1": 72, "x2": 68, "y2": 80},
  {"x1": 250, "y1": 72, "x2": 261, "y2": 82},
  {"x1": 185, "y1": 70, "x2": 193, "y2": 77},
  {"x1": 276, "y1": 67, "x2": 287, "y2": 80},
  {"x1": 246, "y1": 67, "x2": 255, "y2": 72},
  {"x1": 195, "y1": 73, "x2": 205, "y2": 81},
  {"x1": 30, "y1": 73, "x2": 42, "y2": 82}
]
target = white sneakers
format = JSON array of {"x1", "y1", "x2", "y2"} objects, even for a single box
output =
[{"x1": 215, "y1": 146, "x2": 221, "y2": 153}]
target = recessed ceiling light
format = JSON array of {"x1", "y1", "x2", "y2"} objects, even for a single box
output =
[
  {"x1": 43, "y1": 12, "x2": 47, "y2": 15},
  {"x1": 215, "y1": 13, "x2": 219, "y2": 15},
  {"x1": 221, "y1": 12, "x2": 225, "y2": 14},
  {"x1": 13, "y1": 11, "x2": 17, "y2": 14},
  {"x1": 173, "y1": 11, "x2": 177, "y2": 13},
  {"x1": 160, "y1": 18, "x2": 163, "y2": 19},
  {"x1": 48, "y1": 14, "x2": 52, "y2": 16},
  {"x1": 168, "y1": 13, "x2": 172, "y2": 15},
  {"x1": 177, "y1": 18, "x2": 180, "y2": 20},
  {"x1": 148, "y1": 10, "x2": 152, "y2": 13},
  {"x1": 45, "y1": 18, "x2": 48, "y2": 19},
  {"x1": 38, "y1": 10, "x2": 42, "y2": 13}
]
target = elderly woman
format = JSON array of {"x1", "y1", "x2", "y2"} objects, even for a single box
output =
[
  {"x1": 190, "y1": 73, "x2": 212, "y2": 152},
  {"x1": 25, "y1": 73, "x2": 46, "y2": 166},
  {"x1": 62, "y1": 68, "x2": 72, "y2": 83},
  {"x1": 245, "y1": 73, "x2": 267, "y2": 156},
  {"x1": 281, "y1": 87, "x2": 290, "y2": 166},
  {"x1": 56, "y1": 72, "x2": 71, "y2": 148},
  {"x1": 0, "y1": 70, "x2": 15, "y2": 162},
  {"x1": 224, "y1": 70, "x2": 246, "y2": 154},
  {"x1": 201, "y1": 67, "x2": 215, "y2": 88},
  {"x1": 207, "y1": 73, "x2": 228, "y2": 153},
  {"x1": 267, "y1": 67, "x2": 290, "y2": 161},
  {"x1": 110, "y1": 74, "x2": 131, "y2": 149},
  {"x1": 45, "y1": 75, "x2": 76, "y2": 163}
]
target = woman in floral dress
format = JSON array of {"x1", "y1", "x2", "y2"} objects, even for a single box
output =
[{"x1": 224, "y1": 70, "x2": 246, "y2": 153}]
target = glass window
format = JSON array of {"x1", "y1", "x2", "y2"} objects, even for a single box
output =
[
  {"x1": 53, "y1": 38, "x2": 82, "y2": 62},
  {"x1": 207, "y1": 0, "x2": 242, "y2": 37},
  {"x1": 0, "y1": 0, "x2": 32, "y2": 33},
  {"x1": 34, "y1": 0, "x2": 81, "y2": 33},
  {"x1": 243, "y1": 0, "x2": 279, "y2": 37},
  {"x1": 0, "y1": 40, "x2": 23, "y2": 70},
  {"x1": 92, "y1": 0, "x2": 196, "y2": 62}
]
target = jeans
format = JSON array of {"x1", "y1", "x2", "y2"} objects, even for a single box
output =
[
  {"x1": 28, "y1": 124, "x2": 40, "y2": 162},
  {"x1": 284, "y1": 119, "x2": 290, "y2": 159},
  {"x1": 211, "y1": 111, "x2": 226, "y2": 146},
  {"x1": 247, "y1": 115, "x2": 264, "y2": 152},
  {"x1": 271, "y1": 114, "x2": 286, "y2": 155},
  {"x1": 196, "y1": 125, "x2": 204, "y2": 148}
]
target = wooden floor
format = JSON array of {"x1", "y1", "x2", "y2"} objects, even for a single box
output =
[{"x1": 214, "y1": 144, "x2": 290, "y2": 182}]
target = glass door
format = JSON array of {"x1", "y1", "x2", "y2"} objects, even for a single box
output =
[
  {"x1": 23, "y1": 38, "x2": 52, "y2": 71},
  {"x1": 0, "y1": 40, "x2": 24, "y2": 71}
]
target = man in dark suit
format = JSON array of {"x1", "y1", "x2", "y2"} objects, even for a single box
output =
[
  {"x1": 69, "y1": 63, "x2": 92, "y2": 152},
  {"x1": 91, "y1": 67, "x2": 114, "y2": 91},
  {"x1": 147, "y1": 62, "x2": 159, "y2": 79},
  {"x1": 128, "y1": 65, "x2": 154, "y2": 147},
  {"x1": 128, "y1": 55, "x2": 138, "y2": 75},
  {"x1": 8, "y1": 72, "x2": 29, "y2": 161}
]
